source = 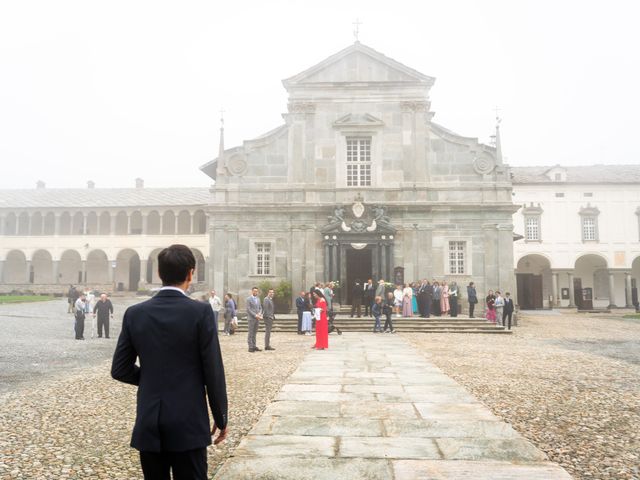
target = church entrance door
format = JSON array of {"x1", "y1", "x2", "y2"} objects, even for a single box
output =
[{"x1": 346, "y1": 248, "x2": 372, "y2": 305}]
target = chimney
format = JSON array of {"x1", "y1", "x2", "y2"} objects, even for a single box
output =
[
  {"x1": 135, "y1": 178, "x2": 144, "y2": 189},
  {"x1": 36, "y1": 180, "x2": 46, "y2": 189},
  {"x1": 87, "y1": 180, "x2": 95, "y2": 189}
]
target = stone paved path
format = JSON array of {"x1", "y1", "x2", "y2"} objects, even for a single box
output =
[{"x1": 214, "y1": 333, "x2": 572, "y2": 479}]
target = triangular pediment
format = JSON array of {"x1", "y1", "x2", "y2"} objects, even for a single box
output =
[
  {"x1": 283, "y1": 42, "x2": 434, "y2": 87},
  {"x1": 333, "y1": 113, "x2": 384, "y2": 128}
]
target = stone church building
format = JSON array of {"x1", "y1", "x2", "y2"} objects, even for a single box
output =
[
  {"x1": 200, "y1": 42, "x2": 516, "y2": 304},
  {"x1": 2, "y1": 42, "x2": 640, "y2": 310}
]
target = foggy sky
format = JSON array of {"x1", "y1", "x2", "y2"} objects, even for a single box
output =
[{"x1": 1, "y1": 0, "x2": 639, "y2": 189}]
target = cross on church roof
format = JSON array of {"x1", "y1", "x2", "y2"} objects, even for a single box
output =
[{"x1": 353, "y1": 18, "x2": 362, "y2": 42}]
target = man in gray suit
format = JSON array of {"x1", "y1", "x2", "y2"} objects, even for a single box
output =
[
  {"x1": 246, "y1": 287, "x2": 262, "y2": 353},
  {"x1": 263, "y1": 289, "x2": 276, "y2": 351},
  {"x1": 375, "y1": 279, "x2": 386, "y2": 299}
]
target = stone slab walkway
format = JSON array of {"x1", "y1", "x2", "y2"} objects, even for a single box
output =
[{"x1": 213, "y1": 333, "x2": 572, "y2": 479}]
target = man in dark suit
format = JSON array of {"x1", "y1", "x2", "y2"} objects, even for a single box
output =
[
  {"x1": 350, "y1": 279, "x2": 363, "y2": 318},
  {"x1": 295, "y1": 291, "x2": 306, "y2": 335},
  {"x1": 503, "y1": 291, "x2": 514, "y2": 330},
  {"x1": 111, "y1": 244, "x2": 228, "y2": 479},
  {"x1": 363, "y1": 279, "x2": 375, "y2": 317},
  {"x1": 263, "y1": 289, "x2": 276, "y2": 350}
]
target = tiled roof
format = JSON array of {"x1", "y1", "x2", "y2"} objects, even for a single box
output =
[
  {"x1": 511, "y1": 165, "x2": 640, "y2": 184},
  {"x1": 0, "y1": 188, "x2": 211, "y2": 209}
]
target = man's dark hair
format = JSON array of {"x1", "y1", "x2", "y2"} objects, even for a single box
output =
[{"x1": 158, "y1": 244, "x2": 196, "y2": 286}]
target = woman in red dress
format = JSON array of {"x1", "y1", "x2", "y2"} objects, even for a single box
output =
[{"x1": 312, "y1": 290, "x2": 329, "y2": 350}]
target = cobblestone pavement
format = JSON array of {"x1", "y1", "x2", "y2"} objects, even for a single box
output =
[
  {"x1": 0, "y1": 298, "x2": 310, "y2": 479},
  {"x1": 404, "y1": 312, "x2": 640, "y2": 480},
  {"x1": 214, "y1": 334, "x2": 571, "y2": 479},
  {"x1": 0, "y1": 298, "x2": 138, "y2": 395}
]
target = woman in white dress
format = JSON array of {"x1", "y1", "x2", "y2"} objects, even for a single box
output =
[
  {"x1": 393, "y1": 285, "x2": 403, "y2": 317},
  {"x1": 301, "y1": 292, "x2": 314, "y2": 335}
]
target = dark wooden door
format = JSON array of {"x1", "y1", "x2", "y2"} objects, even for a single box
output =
[
  {"x1": 346, "y1": 248, "x2": 372, "y2": 304},
  {"x1": 516, "y1": 273, "x2": 543, "y2": 309},
  {"x1": 573, "y1": 278, "x2": 583, "y2": 309}
]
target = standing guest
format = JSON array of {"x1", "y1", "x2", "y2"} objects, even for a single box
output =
[
  {"x1": 223, "y1": 293, "x2": 236, "y2": 336},
  {"x1": 301, "y1": 292, "x2": 314, "y2": 335},
  {"x1": 449, "y1": 281, "x2": 459, "y2": 318},
  {"x1": 372, "y1": 296, "x2": 383, "y2": 333},
  {"x1": 467, "y1": 282, "x2": 478, "y2": 318},
  {"x1": 411, "y1": 282, "x2": 419, "y2": 314},
  {"x1": 375, "y1": 279, "x2": 386, "y2": 300},
  {"x1": 350, "y1": 279, "x2": 363, "y2": 318},
  {"x1": 363, "y1": 279, "x2": 375, "y2": 317},
  {"x1": 393, "y1": 285, "x2": 403, "y2": 317},
  {"x1": 93, "y1": 293, "x2": 114, "y2": 339},
  {"x1": 440, "y1": 281, "x2": 450, "y2": 316},
  {"x1": 312, "y1": 290, "x2": 328, "y2": 350},
  {"x1": 323, "y1": 282, "x2": 334, "y2": 312},
  {"x1": 295, "y1": 291, "x2": 306, "y2": 335},
  {"x1": 111, "y1": 244, "x2": 228, "y2": 479},
  {"x1": 74, "y1": 293, "x2": 87, "y2": 340},
  {"x1": 262, "y1": 289, "x2": 276, "y2": 351},
  {"x1": 432, "y1": 281, "x2": 441, "y2": 316},
  {"x1": 246, "y1": 287, "x2": 263, "y2": 352},
  {"x1": 503, "y1": 292, "x2": 514, "y2": 330},
  {"x1": 67, "y1": 284, "x2": 76, "y2": 313},
  {"x1": 486, "y1": 290, "x2": 496, "y2": 323},
  {"x1": 494, "y1": 290, "x2": 505, "y2": 325},
  {"x1": 402, "y1": 283, "x2": 413, "y2": 317},
  {"x1": 417, "y1": 279, "x2": 429, "y2": 317},
  {"x1": 383, "y1": 292, "x2": 395, "y2": 333},
  {"x1": 209, "y1": 290, "x2": 222, "y2": 331}
]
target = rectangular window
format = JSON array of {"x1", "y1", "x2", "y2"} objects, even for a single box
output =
[
  {"x1": 255, "y1": 242, "x2": 271, "y2": 275},
  {"x1": 346, "y1": 137, "x2": 371, "y2": 187},
  {"x1": 448, "y1": 241, "x2": 466, "y2": 274},
  {"x1": 582, "y1": 217, "x2": 597, "y2": 241},
  {"x1": 555, "y1": 192, "x2": 565, "y2": 198},
  {"x1": 525, "y1": 216, "x2": 540, "y2": 241}
]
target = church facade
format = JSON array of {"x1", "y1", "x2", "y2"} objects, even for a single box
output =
[{"x1": 200, "y1": 42, "x2": 516, "y2": 304}]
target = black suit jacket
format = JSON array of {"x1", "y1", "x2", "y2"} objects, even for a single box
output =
[{"x1": 111, "y1": 290, "x2": 228, "y2": 452}]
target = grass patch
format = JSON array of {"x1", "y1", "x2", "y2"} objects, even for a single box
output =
[
  {"x1": 0, "y1": 295, "x2": 55, "y2": 304},
  {"x1": 623, "y1": 314, "x2": 640, "y2": 319}
]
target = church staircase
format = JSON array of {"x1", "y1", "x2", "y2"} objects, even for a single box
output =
[{"x1": 231, "y1": 313, "x2": 512, "y2": 334}]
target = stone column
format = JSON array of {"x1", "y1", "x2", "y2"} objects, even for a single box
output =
[
  {"x1": 482, "y1": 224, "x2": 499, "y2": 291},
  {"x1": 608, "y1": 271, "x2": 617, "y2": 308},
  {"x1": 52, "y1": 261, "x2": 59, "y2": 284},
  {"x1": 26, "y1": 260, "x2": 32, "y2": 284},
  {"x1": 291, "y1": 227, "x2": 304, "y2": 295},
  {"x1": 139, "y1": 259, "x2": 148, "y2": 287},
  {"x1": 625, "y1": 272, "x2": 633, "y2": 308},
  {"x1": 142, "y1": 215, "x2": 148, "y2": 235},
  {"x1": 159, "y1": 214, "x2": 164, "y2": 235},
  {"x1": 108, "y1": 261, "x2": 115, "y2": 284},
  {"x1": 110, "y1": 215, "x2": 116, "y2": 236},
  {"x1": 174, "y1": 215, "x2": 179, "y2": 236},
  {"x1": 567, "y1": 272, "x2": 576, "y2": 308},
  {"x1": 380, "y1": 242, "x2": 387, "y2": 281},
  {"x1": 54, "y1": 214, "x2": 61, "y2": 236},
  {"x1": 0, "y1": 215, "x2": 4, "y2": 236},
  {"x1": 551, "y1": 272, "x2": 559, "y2": 307},
  {"x1": 331, "y1": 243, "x2": 339, "y2": 283},
  {"x1": 0, "y1": 260, "x2": 4, "y2": 283},
  {"x1": 81, "y1": 260, "x2": 87, "y2": 284},
  {"x1": 82, "y1": 215, "x2": 87, "y2": 235},
  {"x1": 190, "y1": 213, "x2": 195, "y2": 234},
  {"x1": 127, "y1": 214, "x2": 131, "y2": 235},
  {"x1": 323, "y1": 241, "x2": 330, "y2": 283},
  {"x1": 211, "y1": 225, "x2": 226, "y2": 291}
]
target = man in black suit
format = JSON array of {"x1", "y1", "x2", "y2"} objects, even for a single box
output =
[
  {"x1": 350, "y1": 279, "x2": 363, "y2": 318},
  {"x1": 503, "y1": 291, "x2": 514, "y2": 330},
  {"x1": 295, "y1": 291, "x2": 306, "y2": 335},
  {"x1": 363, "y1": 279, "x2": 374, "y2": 317},
  {"x1": 111, "y1": 244, "x2": 228, "y2": 479}
]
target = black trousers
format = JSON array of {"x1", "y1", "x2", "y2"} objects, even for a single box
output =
[
  {"x1": 364, "y1": 298, "x2": 373, "y2": 316},
  {"x1": 384, "y1": 313, "x2": 393, "y2": 331},
  {"x1": 74, "y1": 316, "x2": 85, "y2": 339},
  {"x1": 97, "y1": 316, "x2": 110, "y2": 338},
  {"x1": 450, "y1": 297, "x2": 458, "y2": 317},
  {"x1": 431, "y1": 300, "x2": 441, "y2": 316},
  {"x1": 351, "y1": 298, "x2": 362, "y2": 317},
  {"x1": 140, "y1": 448, "x2": 207, "y2": 480},
  {"x1": 297, "y1": 310, "x2": 303, "y2": 333},
  {"x1": 469, "y1": 302, "x2": 476, "y2": 318},
  {"x1": 502, "y1": 311, "x2": 513, "y2": 329}
]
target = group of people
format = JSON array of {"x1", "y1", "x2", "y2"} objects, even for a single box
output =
[
  {"x1": 208, "y1": 289, "x2": 238, "y2": 336},
  {"x1": 66, "y1": 285, "x2": 114, "y2": 340},
  {"x1": 484, "y1": 289, "x2": 515, "y2": 330}
]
